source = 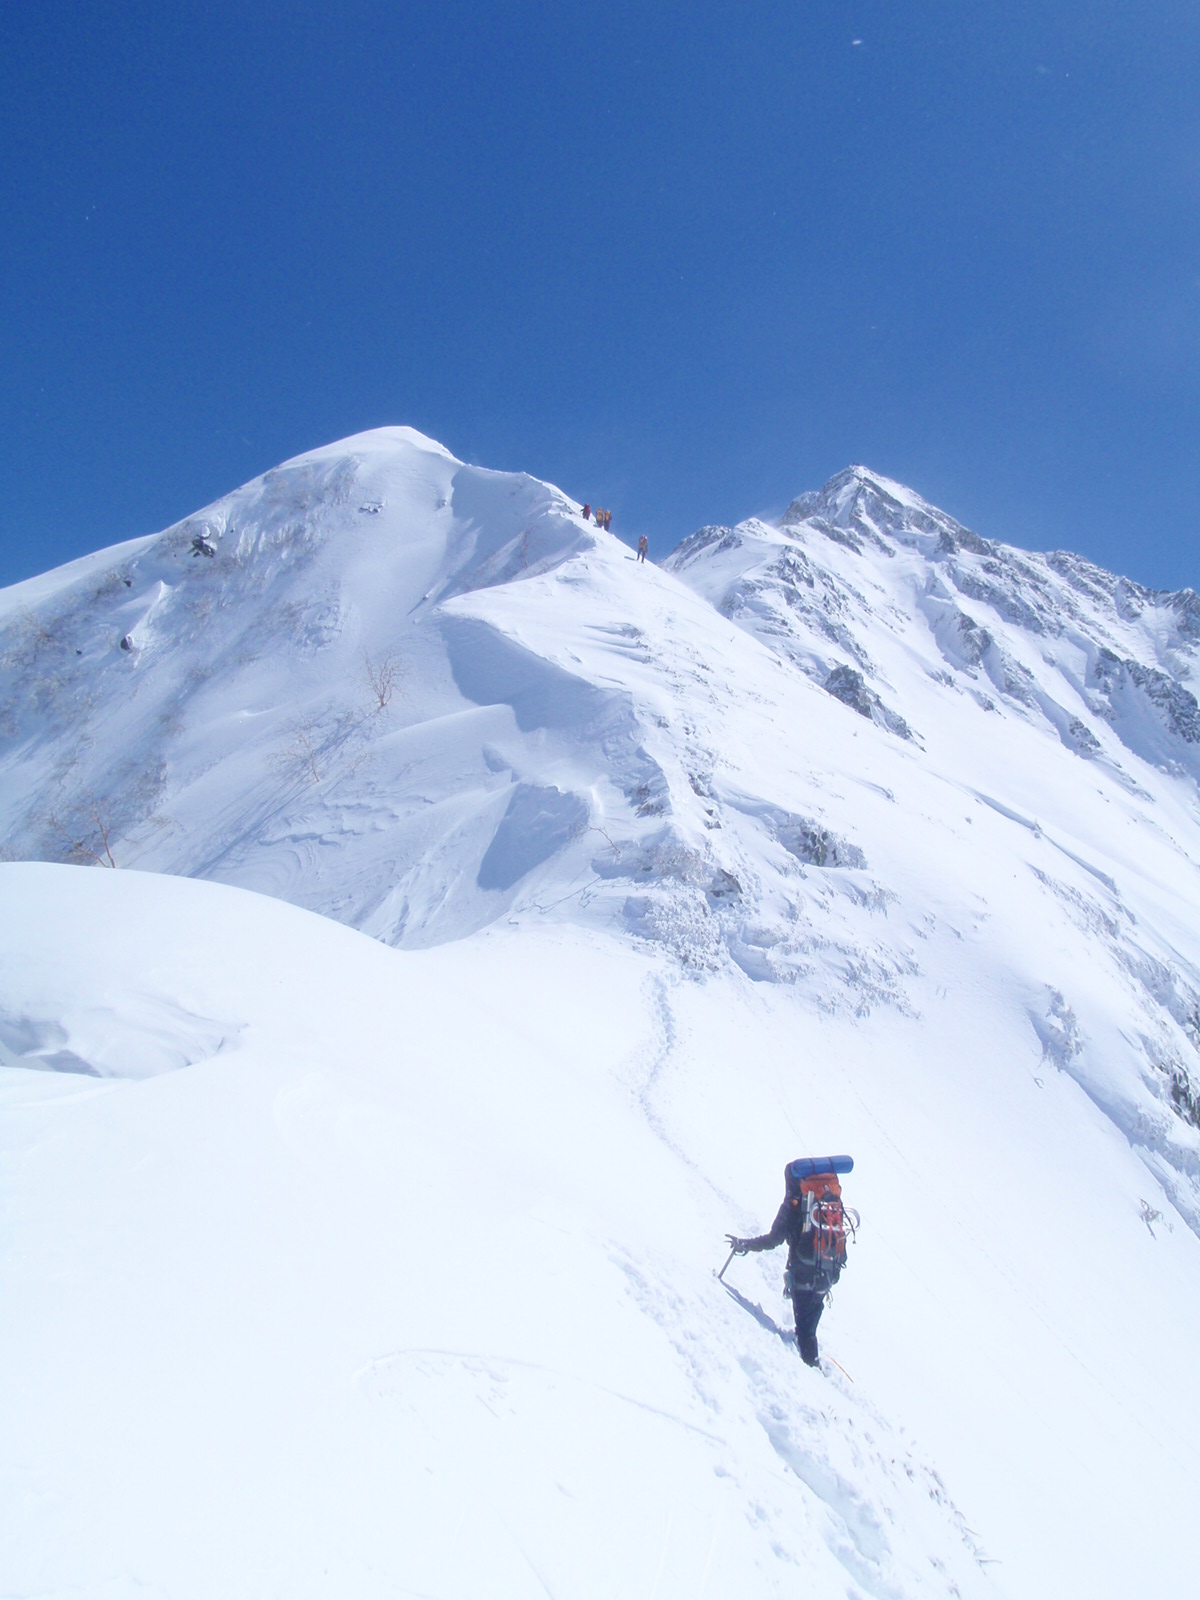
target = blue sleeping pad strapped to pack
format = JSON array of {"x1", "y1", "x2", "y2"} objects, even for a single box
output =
[{"x1": 785, "y1": 1155, "x2": 854, "y2": 1185}]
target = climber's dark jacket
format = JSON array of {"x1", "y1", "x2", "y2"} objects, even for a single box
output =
[{"x1": 741, "y1": 1195, "x2": 826, "y2": 1290}]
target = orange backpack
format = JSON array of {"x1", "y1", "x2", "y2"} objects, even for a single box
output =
[{"x1": 794, "y1": 1171, "x2": 856, "y2": 1289}]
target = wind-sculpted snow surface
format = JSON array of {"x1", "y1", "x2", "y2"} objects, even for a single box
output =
[
  {"x1": 3, "y1": 437, "x2": 1200, "y2": 1594},
  {"x1": 5, "y1": 864, "x2": 1200, "y2": 1600},
  {"x1": 0, "y1": 866, "x2": 1006, "y2": 1600}
]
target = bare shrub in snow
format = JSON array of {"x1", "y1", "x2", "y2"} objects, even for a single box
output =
[
  {"x1": 363, "y1": 649, "x2": 404, "y2": 712},
  {"x1": 45, "y1": 793, "x2": 118, "y2": 868},
  {"x1": 274, "y1": 711, "x2": 369, "y2": 787},
  {"x1": 1139, "y1": 1199, "x2": 1171, "y2": 1236},
  {"x1": 286, "y1": 719, "x2": 324, "y2": 783}
]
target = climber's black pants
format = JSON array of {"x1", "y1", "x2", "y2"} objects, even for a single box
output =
[{"x1": 791, "y1": 1288, "x2": 824, "y2": 1365}]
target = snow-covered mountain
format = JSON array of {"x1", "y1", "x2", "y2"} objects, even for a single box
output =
[{"x1": 3, "y1": 432, "x2": 1200, "y2": 1598}]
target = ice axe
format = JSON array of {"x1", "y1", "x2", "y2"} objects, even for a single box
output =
[{"x1": 715, "y1": 1246, "x2": 736, "y2": 1281}]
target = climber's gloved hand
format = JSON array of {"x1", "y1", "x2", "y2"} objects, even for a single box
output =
[{"x1": 725, "y1": 1234, "x2": 750, "y2": 1254}]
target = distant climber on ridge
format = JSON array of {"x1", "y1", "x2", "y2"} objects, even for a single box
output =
[
  {"x1": 637, "y1": 533, "x2": 648, "y2": 563},
  {"x1": 581, "y1": 503, "x2": 591, "y2": 521},
  {"x1": 725, "y1": 1156, "x2": 856, "y2": 1367}
]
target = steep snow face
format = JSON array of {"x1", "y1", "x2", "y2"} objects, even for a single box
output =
[
  {"x1": 666, "y1": 467, "x2": 1200, "y2": 1232},
  {"x1": 668, "y1": 464, "x2": 1200, "y2": 767},
  {"x1": 0, "y1": 427, "x2": 599, "y2": 944},
  {"x1": 0, "y1": 432, "x2": 927, "y2": 992}
]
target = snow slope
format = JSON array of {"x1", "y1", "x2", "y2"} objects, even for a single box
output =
[
  {"x1": 5, "y1": 863, "x2": 1199, "y2": 1600},
  {"x1": 2, "y1": 865, "x2": 1005, "y2": 1600},
  {"x1": 3, "y1": 435, "x2": 1200, "y2": 1596}
]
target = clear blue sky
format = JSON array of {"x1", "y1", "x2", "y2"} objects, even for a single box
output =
[{"x1": 4, "y1": 1, "x2": 1200, "y2": 590}]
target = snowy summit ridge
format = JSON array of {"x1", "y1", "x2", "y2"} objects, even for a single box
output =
[
  {"x1": 3, "y1": 430, "x2": 1200, "y2": 1599},
  {"x1": 5, "y1": 429, "x2": 1200, "y2": 1211}
]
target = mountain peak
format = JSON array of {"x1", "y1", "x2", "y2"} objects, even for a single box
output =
[
  {"x1": 780, "y1": 465, "x2": 984, "y2": 556},
  {"x1": 278, "y1": 424, "x2": 461, "y2": 472}
]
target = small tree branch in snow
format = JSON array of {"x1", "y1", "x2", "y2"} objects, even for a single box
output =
[
  {"x1": 20, "y1": 607, "x2": 56, "y2": 649},
  {"x1": 290, "y1": 719, "x2": 323, "y2": 783},
  {"x1": 46, "y1": 793, "x2": 118, "y2": 868},
  {"x1": 363, "y1": 649, "x2": 403, "y2": 712},
  {"x1": 273, "y1": 710, "x2": 371, "y2": 788},
  {"x1": 1139, "y1": 1199, "x2": 1169, "y2": 1236}
]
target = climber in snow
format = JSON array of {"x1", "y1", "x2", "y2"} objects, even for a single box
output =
[
  {"x1": 725, "y1": 1156, "x2": 856, "y2": 1367},
  {"x1": 637, "y1": 533, "x2": 649, "y2": 563},
  {"x1": 581, "y1": 503, "x2": 591, "y2": 522}
]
